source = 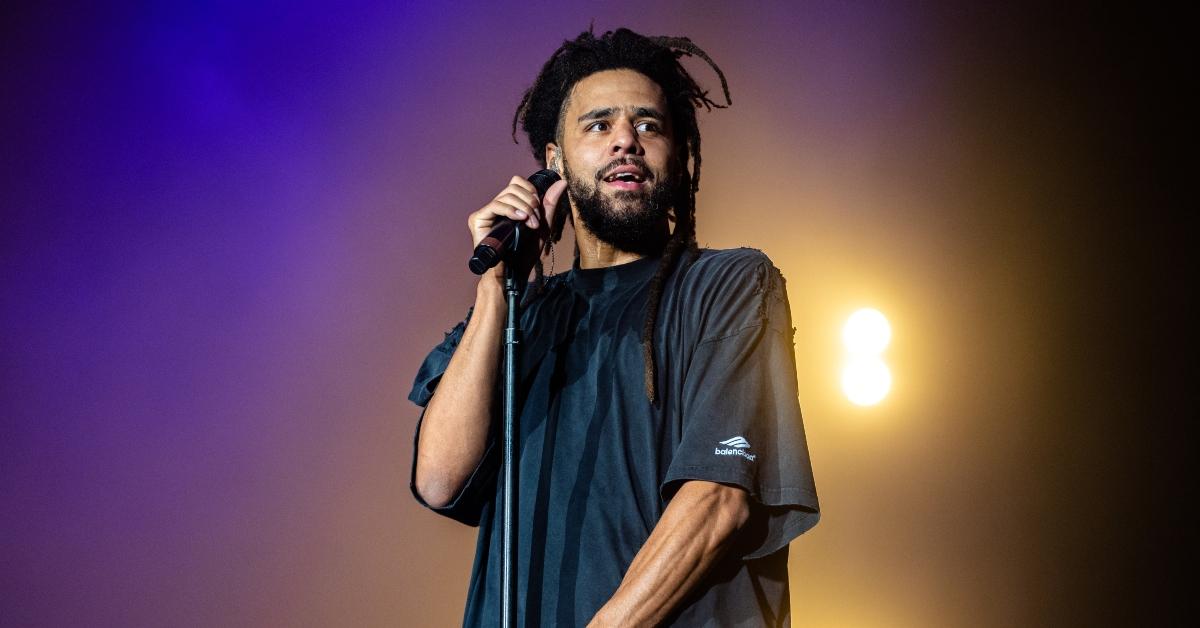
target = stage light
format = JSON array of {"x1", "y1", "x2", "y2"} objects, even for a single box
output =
[
  {"x1": 841, "y1": 356, "x2": 892, "y2": 406},
  {"x1": 840, "y1": 308, "x2": 892, "y2": 405},
  {"x1": 842, "y1": 308, "x2": 891, "y2": 355}
]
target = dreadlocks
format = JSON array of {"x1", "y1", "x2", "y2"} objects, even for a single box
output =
[{"x1": 510, "y1": 27, "x2": 731, "y2": 404}]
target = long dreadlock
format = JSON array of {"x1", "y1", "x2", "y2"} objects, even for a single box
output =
[{"x1": 511, "y1": 27, "x2": 731, "y2": 403}]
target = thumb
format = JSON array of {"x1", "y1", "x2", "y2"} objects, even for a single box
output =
[{"x1": 540, "y1": 179, "x2": 568, "y2": 227}]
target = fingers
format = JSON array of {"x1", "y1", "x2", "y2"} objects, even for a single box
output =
[
  {"x1": 507, "y1": 175, "x2": 537, "y2": 198},
  {"x1": 468, "y1": 175, "x2": 550, "y2": 248},
  {"x1": 469, "y1": 200, "x2": 523, "y2": 226},
  {"x1": 496, "y1": 177, "x2": 541, "y2": 228},
  {"x1": 495, "y1": 193, "x2": 539, "y2": 229}
]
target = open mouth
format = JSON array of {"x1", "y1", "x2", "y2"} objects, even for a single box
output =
[
  {"x1": 602, "y1": 168, "x2": 648, "y2": 189},
  {"x1": 603, "y1": 171, "x2": 646, "y2": 183}
]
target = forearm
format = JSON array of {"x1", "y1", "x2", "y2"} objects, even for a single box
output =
[
  {"x1": 589, "y1": 480, "x2": 751, "y2": 627},
  {"x1": 413, "y1": 279, "x2": 505, "y2": 507}
]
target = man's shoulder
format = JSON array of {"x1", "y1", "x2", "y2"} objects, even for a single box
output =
[
  {"x1": 693, "y1": 246, "x2": 775, "y2": 267},
  {"x1": 681, "y1": 247, "x2": 779, "y2": 284},
  {"x1": 674, "y1": 247, "x2": 791, "y2": 334}
]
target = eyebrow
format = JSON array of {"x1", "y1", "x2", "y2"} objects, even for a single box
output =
[{"x1": 576, "y1": 106, "x2": 667, "y2": 123}]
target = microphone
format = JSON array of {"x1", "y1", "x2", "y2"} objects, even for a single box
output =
[{"x1": 468, "y1": 169, "x2": 561, "y2": 275}]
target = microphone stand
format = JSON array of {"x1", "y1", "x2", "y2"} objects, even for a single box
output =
[
  {"x1": 467, "y1": 169, "x2": 558, "y2": 628},
  {"x1": 498, "y1": 221, "x2": 543, "y2": 628},
  {"x1": 501, "y1": 258, "x2": 521, "y2": 628}
]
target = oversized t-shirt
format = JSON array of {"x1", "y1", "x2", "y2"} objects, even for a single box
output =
[{"x1": 409, "y1": 247, "x2": 820, "y2": 627}]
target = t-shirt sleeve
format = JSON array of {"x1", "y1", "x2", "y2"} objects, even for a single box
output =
[
  {"x1": 661, "y1": 252, "x2": 821, "y2": 560},
  {"x1": 407, "y1": 306, "x2": 500, "y2": 527}
]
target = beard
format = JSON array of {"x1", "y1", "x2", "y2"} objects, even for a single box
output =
[{"x1": 564, "y1": 158, "x2": 675, "y2": 257}]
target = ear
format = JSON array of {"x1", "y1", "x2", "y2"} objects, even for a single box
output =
[{"x1": 546, "y1": 143, "x2": 563, "y2": 174}]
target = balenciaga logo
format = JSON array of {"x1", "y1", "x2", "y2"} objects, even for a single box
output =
[
  {"x1": 719, "y1": 436, "x2": 750, "y2": 449},
  {"x1": 714, "y1": 436, "x2": 756, "y2": 460}
]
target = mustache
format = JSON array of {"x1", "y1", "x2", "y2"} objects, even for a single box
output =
[{"x1": 594, "y1": 157, "x2": 654, "y2": 182}]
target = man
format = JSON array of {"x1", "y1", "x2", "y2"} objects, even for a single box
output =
[{"x1": 409, "y1": 28, "x2": 819, "y2": 627}]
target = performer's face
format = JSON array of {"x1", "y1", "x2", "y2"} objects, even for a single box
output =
[{"x1": 547, "y1": 69, "x2": 678, "y2": 253}]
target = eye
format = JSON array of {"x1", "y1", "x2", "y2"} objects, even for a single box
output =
[
  {"x1": 636, "y1": 121, "x2": 662, "y2": 133},
  {"x1": 586, "y1": 121, "x2": 610, "y2": 132}
]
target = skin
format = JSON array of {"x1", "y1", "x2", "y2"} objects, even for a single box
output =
[
  {"x1": 413, "y1": 69, "x2": 750, "y2": 626},
  {"x1": 546, "y1": 68, "x2": 674, "y2": 268}
]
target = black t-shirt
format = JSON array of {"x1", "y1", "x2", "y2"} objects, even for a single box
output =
[{"x1": 409, "y1": 248, "x2": 820, "y2": 627}]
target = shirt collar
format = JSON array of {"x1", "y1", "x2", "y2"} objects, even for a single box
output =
[{"x1": 568, "y1": 253, "x2": 663, "y2": 296}]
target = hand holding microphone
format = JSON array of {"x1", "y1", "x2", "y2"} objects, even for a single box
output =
[{"x1": 467, "y1": 170, "x2": 567, "y2": 277}]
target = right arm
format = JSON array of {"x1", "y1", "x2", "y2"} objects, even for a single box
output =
[{"x1": 412, "y1": 175, "x2": 566, "y2": 508}]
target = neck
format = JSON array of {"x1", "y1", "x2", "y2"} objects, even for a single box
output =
[
  {"x1": 571, "y1": 207, "x2": 669, "y2": 269},
  {"x1": 575, "y1": 237, "x2": 644, "y2": 269}
]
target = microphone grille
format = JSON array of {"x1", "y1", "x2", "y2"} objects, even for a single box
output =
[{"x1": 527, "y1": 169, "x2": 561, "y2": 198}]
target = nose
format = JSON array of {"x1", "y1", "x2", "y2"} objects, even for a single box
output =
[{"x1": 609, "y1": 120, "x2": 644, "y2": 156}]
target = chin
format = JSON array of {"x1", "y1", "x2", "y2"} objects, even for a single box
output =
[
  {"x1": 609, "y1": 189, "x2": 650, "y2": 203},
  {"x1": 606, "y1": 201, "x2": 652, "y2": 217}
]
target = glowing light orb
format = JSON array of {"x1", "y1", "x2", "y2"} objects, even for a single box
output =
[
  {"x1": 842, "y1": 308, "x2": 891, "y2": 355},
  {"x1": 841, "y1": 356, "x2": 892, "y2": 406}
]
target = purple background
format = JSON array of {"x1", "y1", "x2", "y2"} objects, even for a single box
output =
[{"x1": 1, "y1": 2, "x2": 1180, "y2": 626}]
